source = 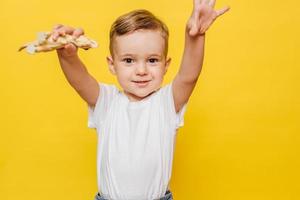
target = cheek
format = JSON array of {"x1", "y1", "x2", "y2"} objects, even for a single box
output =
[
  {"x1": 150, "y1": 67, "x2": 165, "y2": 77},
  {"x1": 117, "y1": 68, "x2": 134, "y2": 81}
]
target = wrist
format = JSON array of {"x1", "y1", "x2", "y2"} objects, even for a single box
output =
[
  {"x1": 57, "y1": 53, "x2": 80, "y2": 65},
  {"x1": 185, "y1": 23, "x2": 206, "y2": 37},
  {"x1": 185, "y1": 28, "x2": 206, "y2": 38},
  {"x1": 57, "y1": 49, "x2": 79, "y2": 60}
]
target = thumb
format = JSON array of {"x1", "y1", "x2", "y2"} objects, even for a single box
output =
[
  {"x1": 189, "y1": 21, "x2": 199, "y2": 36},
  {"x1": 189, "y1": 26, "x2": 198, "y2": 36},
  {"x1": 188, "y1": 7, "x2": 201, "y2": 36},
  {"x1": 64, "y1": 43, "x2": 77, "y2": 53},
  {"x1": 57, "y1": 43, "x2": 78, "y2": 57}
]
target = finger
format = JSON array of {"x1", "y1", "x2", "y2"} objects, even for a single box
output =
[
  {"x1": 200, "y1": 22, "x2": 210, "y2": 34},
  {"x1": 216, "y1": 6, "x2": 230, "y2": 17},
  {"x1": 193, "y1": 0, "x2": 201, "y2": 7},
  {"x1": 201, "y1": 0, "x2": 208, "y2": 5},
  {"x1": 209, "y1": 0, "x2": 216, "y2": 7},
  {"x1": 56, "y1": 43, "x2": 78, "y2": 56},
  {"x1": 51, "y1": 24, "x2": 63, "y2": 40},
  {"x1": 189, "y1": 8, "x2": 201, "y2": 36},
  {"x1": 52, "y1": 29, "x2": 65, "y2": 41},
  {"x1": 53, "y1": 26, "x2": 75, "y2": 40},
  {"x1": 52, "y1": 31, "x2": 60, "y2": 41},
  {"x1": 53, "y1": 24, "x2": 63, "y2": 30},
  {"x1": 73, "y1": 28, "x2": 84, "y2": 38},
  {"x1": 59, "y1": 26, "x2": 75, "y2": 35},
  {"x1": 65, "y1": 43, "x2": 77, "y2": 51},
  {"x1": 189, "y1": 23, "x2": 199, "y2": 36}
]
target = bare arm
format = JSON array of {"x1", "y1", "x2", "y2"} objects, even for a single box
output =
[
  {"x1": 53, "y1": 24, "x2": 100, "y2": 108},
  {"x1": 57, "y1": 52, "x2": 99, "y2": 107},
  {"x1": 173, "y1": 0, "x2": 230, "y2": 113},
  {"x1": 172, "y1": 28, "x2": 205, "y2": 113}
]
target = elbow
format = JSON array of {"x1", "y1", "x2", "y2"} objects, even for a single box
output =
[
  {"x1": 178, "y1": 66, "x2": 203, "y2": 84},
  {"x1": 185, "y1": 77, "x2": 199, "y2": 85},
  {"x1": 177, "y1": 72, "x2": 200, "y2": 85}
]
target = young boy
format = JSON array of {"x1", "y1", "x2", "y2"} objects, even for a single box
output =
[{"x1": 52, "y1": 0, "x2": 229, "y2": 199}]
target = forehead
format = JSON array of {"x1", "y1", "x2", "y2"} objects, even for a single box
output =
[{"x1": 113, "y1": 30, "x2": 165, "y2": 57}]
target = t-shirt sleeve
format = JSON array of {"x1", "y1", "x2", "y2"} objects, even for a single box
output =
[
  {"x1": 87, "y1": 82, "x2": 119, "y2": 129},
  {"x1": 161, "y1": 81, "x2": 188, "y2": 130}
]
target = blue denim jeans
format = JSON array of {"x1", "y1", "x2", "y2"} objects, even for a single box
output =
[{"x1": 94, "y1": 190, "x2": 173, "y2": 200}]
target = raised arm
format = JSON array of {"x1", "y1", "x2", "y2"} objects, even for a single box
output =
[
  {"x1": 52, "y1": 25, "x2": 99, "y2": 108},
  {"x1": 172, "y1": 0, "x2": 230, "y2": 113}
]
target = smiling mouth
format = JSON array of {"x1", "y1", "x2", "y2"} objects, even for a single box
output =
[
  {"x1": 132, "y1": 80, "x2": 150, "y2": 83},
  {"x1": 132, "y1": 80, "x2": 151, "y2": 87}
]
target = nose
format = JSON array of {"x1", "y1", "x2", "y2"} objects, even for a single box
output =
[{"x1": 136, "y1": 62, "x2": 148, "y2": 75}]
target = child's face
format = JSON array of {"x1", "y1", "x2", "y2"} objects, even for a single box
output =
[{"x1": 107, "y1": 29, "x2": 171, "y2": 102}]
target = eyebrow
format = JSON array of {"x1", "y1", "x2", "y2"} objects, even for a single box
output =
[
  {"x1": 120, "y1": 53, "x2": 162, "y2": 57},
  {"x1": 120, "y1": 53, "x2": 135, "y2": 57},
  {"x1": 148, "y1": 54, "x2": 162, "y2": 58}
]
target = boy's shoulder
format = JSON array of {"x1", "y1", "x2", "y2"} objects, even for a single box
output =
[
  {"x1": 97, "y1": 82, "x2": 121, "y2": 99},
  {"x1": 99, "y1": 82, "x2": 120, "y2": 91}
]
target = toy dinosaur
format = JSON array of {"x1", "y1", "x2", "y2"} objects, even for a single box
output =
[{"x1": 19, "y1": 31, "x2": 98, "y2": 54}]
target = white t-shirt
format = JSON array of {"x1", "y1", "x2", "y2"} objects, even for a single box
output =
[{"x1": 87, "y1": 81, "x2": 187, "y2": 200}]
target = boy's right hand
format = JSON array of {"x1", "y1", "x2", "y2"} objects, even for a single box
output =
[{"x1": 51, "y1": 24, "x2": 85, "y2": 58}]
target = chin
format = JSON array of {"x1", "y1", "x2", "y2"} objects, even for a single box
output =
[
  {"x1": 136, "y1": 91, "x2": 152, "y2": 98},
  {"x1": 134, "y1": 89, "x2": 155, "y2": 98}
]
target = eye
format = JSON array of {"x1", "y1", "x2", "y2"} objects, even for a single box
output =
[
  {"x1": 149, "y1": 58, "x2": 159, "y2": 63},
  {"x1": 123, "y1": 58, "x2": 133, "y2": 63}
]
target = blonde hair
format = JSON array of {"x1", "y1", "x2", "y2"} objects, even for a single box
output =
[{"x1": 109, "y1": 9, "x2": 169, "y2": 57}]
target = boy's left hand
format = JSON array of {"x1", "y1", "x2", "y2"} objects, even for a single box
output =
[{"x1": 187, "y1": 0, "x2": 230, "y2": 36}]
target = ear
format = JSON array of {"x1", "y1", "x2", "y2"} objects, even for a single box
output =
[
  {"x1": 106, "y1": 56, "x2": 116, "y2": 75},
  {"x1": 164, "y1": 57, "x2": 171, "y2": 74}
]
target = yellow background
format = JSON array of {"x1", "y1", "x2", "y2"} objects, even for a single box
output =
[{"x1": 1, "y1": 0, "x2": 299, "y2": 199}]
